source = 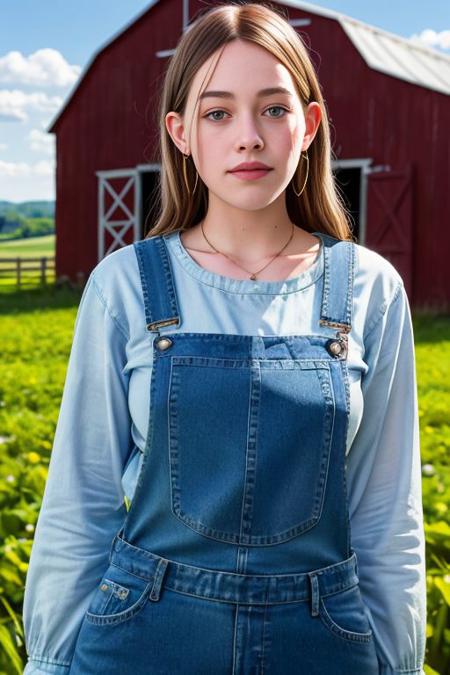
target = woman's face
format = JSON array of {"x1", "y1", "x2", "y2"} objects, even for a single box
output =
[{"x1": 166, "y1": 38, "x2": 321, "y2": 211}]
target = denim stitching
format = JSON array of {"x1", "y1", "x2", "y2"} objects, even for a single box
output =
[{"x1": 166, "y1": 359, "x2": 336, "y2": 545}]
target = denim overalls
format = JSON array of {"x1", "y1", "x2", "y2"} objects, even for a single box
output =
[{"x1": 69, "y1": 231, "x2": 380, "y2": 674}]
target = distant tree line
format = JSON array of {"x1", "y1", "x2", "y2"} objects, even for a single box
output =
[{"x1": 0, "y1": 200, "x2": 55, "y2": 241}]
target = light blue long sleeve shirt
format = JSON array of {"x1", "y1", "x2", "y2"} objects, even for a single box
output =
[{"x1": 22, "y1": 230, "x2": 427, "y2": 675}]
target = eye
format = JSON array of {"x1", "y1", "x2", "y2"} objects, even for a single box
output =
[
  {"x1": 203, "y1": 105, "x2": 290, "y2": 122},
  {"x1": 204, "y1": 110, "x2": 228, "y2": 122},
  {"x1": 264, "y1": 106, "x2": 290, "y2": 118}
]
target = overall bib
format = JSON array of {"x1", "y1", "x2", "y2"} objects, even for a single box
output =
[{"x1": 69, "y1": 232, "x2": 380, "y2": 674}]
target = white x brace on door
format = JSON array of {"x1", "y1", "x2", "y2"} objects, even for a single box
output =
[{"x1": 96, "y1": 168, "x2": 141, "y2": 261}]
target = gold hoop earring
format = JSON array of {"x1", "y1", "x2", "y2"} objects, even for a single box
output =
[
  {"x1": 292, "y1": 150, "x2": 309, "y2": 197},
  {"x1": 182, "y1": 153, "x2": 199, "y2": 195}
]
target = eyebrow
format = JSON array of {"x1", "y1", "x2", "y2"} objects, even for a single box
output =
[{"x1": 198, "y1": 87, "x2": 295, "y2": 101}]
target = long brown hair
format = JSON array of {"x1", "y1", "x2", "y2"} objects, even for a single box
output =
[{"x1": 145, "y1": 2, "x2": 353, "y2": 241}]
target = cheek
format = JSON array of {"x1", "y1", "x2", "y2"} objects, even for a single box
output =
[
  {"x1": 193, "y1": 125, "x2": 224, "y2": 171},
  {"x1": 197, "y1": 124, "x2": 227, "y2": 157},
  {"x1": 277, "y1": 123, "x2": 302, "y2": 157},
  {"x1": 291, "y1": 119, "x2": 305, "y2": 147},
  {"x1": 194, "y1": 136, "x2": 225, "y2": 182}
]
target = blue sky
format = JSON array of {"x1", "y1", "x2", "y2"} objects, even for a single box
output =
[{"x1": 1, "y1": 0, "x2": 449, "y2": 203}]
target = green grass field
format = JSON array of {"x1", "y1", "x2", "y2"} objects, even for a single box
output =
[
  {"x1": 0, "y1": 234, "x2": 55, "y2": 257},
  {"x1": 0, "y1": 284, "x2": 449, "y2": 673}
]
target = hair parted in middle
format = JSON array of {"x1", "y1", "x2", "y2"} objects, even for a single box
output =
[{"x1": 144, "y1": 1, "x2": 353, "y2": 242}]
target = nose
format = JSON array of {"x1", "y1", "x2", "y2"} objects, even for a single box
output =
[{"x1": 234, "y1": 113, "x2": 264, "y2": 151}]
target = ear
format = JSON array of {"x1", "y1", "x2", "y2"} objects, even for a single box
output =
[
  {"x1": 302, "y1": 102, "x2": 322, "y2": 150},
  {"x1": 165, "y1": 111, "x2": 189, "y2": 154}
]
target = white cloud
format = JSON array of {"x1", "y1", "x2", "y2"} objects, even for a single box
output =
[
  {"x1": 0, "y1": 48, "x2": 81, "y2": 87},
  {"x1": 0, "y1": 142, "x2": 7, "y2": 151},
  {"x1": 0, "y1": 158, "x2": 55, "y2": 177},
  {"x1": 0, "y1": 171, "x2": 54, "y2": 201},
  {"x1": 0, "y1": 89, "x2": 63, "y2": 122},
  {"x1": 0, "y1": 159, "x2": 55, "y2": 201},
  {"x1": 33, "y1": 159, "x2": 54, "y2": 176},
  {"x1": 409, "y1": 28, "x2": 450, "y2": 52},
  {"x1": 28, "y1": 128, "x2": 55, "y2": 155}
]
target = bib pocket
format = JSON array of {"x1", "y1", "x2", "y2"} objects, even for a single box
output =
[
  {"x1": 168, "y1": 356, "x2": 336, "y2": 545},
  {"x1": 85, "y1": 563, "x2": 153, "y2": 626},
  {"x1": 319, "y1": 584, "x2": 374, "y2": 643}
]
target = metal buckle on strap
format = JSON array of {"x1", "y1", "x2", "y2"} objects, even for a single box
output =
[
  {"x1": 146, "y1": 317, "x2": 180, "y2": 331},
  {"x1": 319, "y1": 320, "x2": 351, "y2": 359},
  {"x1": 319, "y1": 319, "x2": 351, "y2": 334}
]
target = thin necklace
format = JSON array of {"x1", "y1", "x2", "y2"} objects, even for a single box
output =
[{"x1": 200, "y1": 220, "x2": 295, "y2": 281}]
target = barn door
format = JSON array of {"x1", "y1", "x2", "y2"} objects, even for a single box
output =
[
  {"x1": 97, "y1": 169, "x2": 140, "y2": 260},
  {"x1": 365, "y1": 164, "x2": 414, "y2": 297}
]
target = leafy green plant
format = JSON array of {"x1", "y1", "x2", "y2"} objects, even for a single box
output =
[{"x1": 0, "y1": 288, "x2": 448, "y2": 673}]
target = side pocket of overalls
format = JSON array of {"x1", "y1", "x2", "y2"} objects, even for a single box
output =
[
  {"x1": 318, "y1": 584, "x2": 374, "y2": 642},
  {"x1": 85, "y1": 564, "x2": 153, "y2": 626}
]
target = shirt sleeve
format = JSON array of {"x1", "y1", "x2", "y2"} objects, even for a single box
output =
[
  {"x1": 346, "y1": 280, "x2": 427, "y2": 675},
  {"x1": 22, "y1": 271, "x2": 133, "y2": 674}
]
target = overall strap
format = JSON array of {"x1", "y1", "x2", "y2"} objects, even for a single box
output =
[
  {"x1": 133, "y1": 232, "x2": 355, "y2": 341},
  {"x1": 133, "y1": 235, "x2": 181, "y2": 334},
  {"x1": 316, "y1": 232, "x2": 355, "y2": 340}
]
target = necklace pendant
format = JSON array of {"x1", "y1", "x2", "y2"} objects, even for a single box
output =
[{"x1": 250, "y1": 273, "x2": 257, "y2": 280}]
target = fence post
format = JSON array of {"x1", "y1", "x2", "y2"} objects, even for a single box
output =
[
  {"x1": 40, "y1": 257, "x2": 47, "y2": 286},
  {"x1": 0, "y1": 255, "x2": 55, "y2": 287}
]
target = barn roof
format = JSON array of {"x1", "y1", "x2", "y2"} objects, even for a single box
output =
[
  {"x1": 287, "y1": 1, "x2": 450, "y2": 96},
  {"x1": 47, "y1": 0, "x2": 450, "y2": 133}
]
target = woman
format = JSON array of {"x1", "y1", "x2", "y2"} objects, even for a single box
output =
[{"x1": 23, "y1": 4, "x2": 426, "y2": 674}]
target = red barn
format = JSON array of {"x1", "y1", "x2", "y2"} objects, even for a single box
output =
[{"x1": 47, "y1": 0, "x2": 450, "y2": 311}]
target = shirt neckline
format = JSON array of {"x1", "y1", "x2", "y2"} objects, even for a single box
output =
[{"x1": 164, "y1": 229, "x2": 325, "y2": 295}]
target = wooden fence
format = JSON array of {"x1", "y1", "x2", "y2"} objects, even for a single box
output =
[{"x1": 0, "y1": 256, "x2": 56, "y2": 288}]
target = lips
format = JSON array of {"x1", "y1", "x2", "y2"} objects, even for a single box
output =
[{"x1": 229, "y1": 162, "x2": 272, "y2": 172}]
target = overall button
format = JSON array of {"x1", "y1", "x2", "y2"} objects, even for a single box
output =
[
  {"x1": 326, "y1": 338, "x2": 344, "y2": 357},
  {"x1": 154, "y1": 336, "x2": 173, "y2": 351}
]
